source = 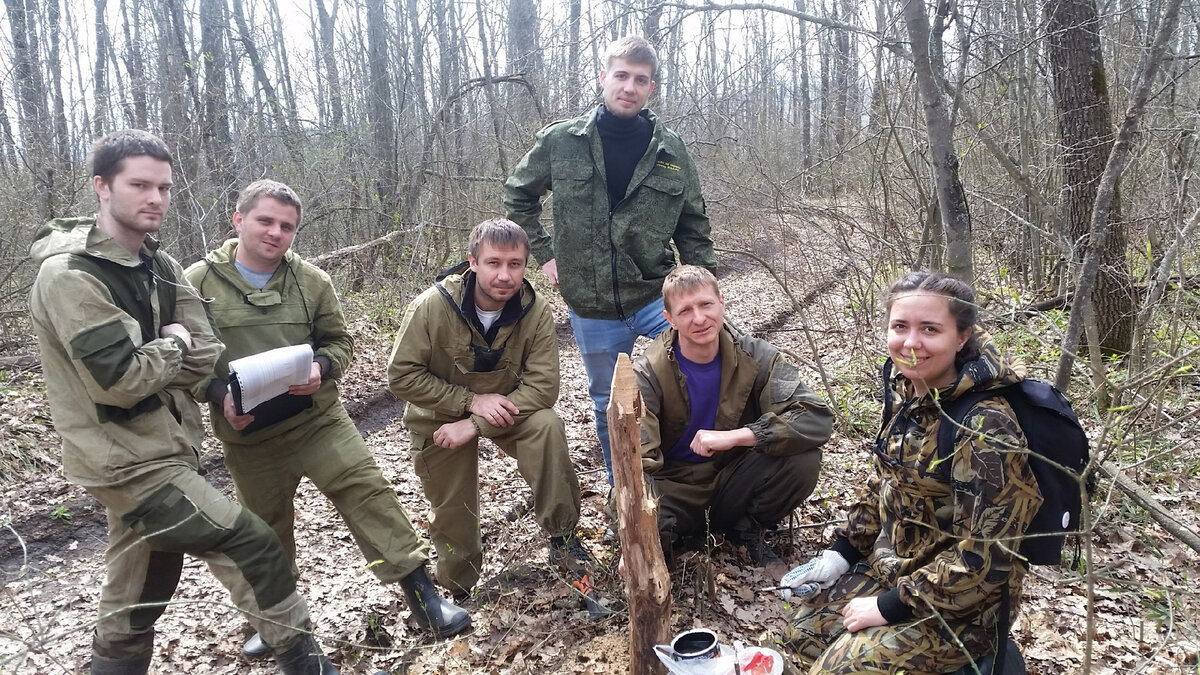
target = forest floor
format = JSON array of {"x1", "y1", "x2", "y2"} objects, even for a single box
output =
[{"x1": 2, "y1": 246, "x2": 1200, "y2": 674}]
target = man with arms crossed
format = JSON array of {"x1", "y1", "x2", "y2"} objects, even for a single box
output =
[
  {"x1": 29, "y1": 131, "x2": 336, "y2": 674},
  {"x1": 388, "y1": 219, "x2": 594, "y2": 600},
  {"x1": 633, "y1": 266, "x2": 833, "y2": 565},
  {"x1": 186, "y1": 180, "x2": 469, "y2": 658},
  {"x1": 503, "y1": 35, "x2": 717, "y2": 485}
]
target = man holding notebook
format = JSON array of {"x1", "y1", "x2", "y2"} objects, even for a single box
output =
[{"x1": 186, "y1": 180, "x2": 470, "y2": 658}]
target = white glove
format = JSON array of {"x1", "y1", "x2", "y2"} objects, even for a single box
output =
[{"x1": 779, "y1": 549, "x2": 850, "y2": 601}]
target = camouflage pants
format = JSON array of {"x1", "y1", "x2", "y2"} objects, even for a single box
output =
[{"x1": 782, "y1": 563, "x2": 997, "y2": 675}]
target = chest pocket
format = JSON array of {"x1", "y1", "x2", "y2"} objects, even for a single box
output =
[{"x1": 453, "y1": 354, "x2": 519, "y2": 395}]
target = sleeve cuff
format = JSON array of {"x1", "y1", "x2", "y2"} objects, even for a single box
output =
[
  {"x1": 314, "y1": 355, "x2": 332, "y2": 378},
  {"x1": 205, "y1": 378, "x2": 229, "y2": 405},
  {"x1": 169, "y1": 335, "x2": 190, "y2": 359},
  {"x1": 877, "y1": 588, "x2": 913, "y2": 624},
  {"x1": 830, "y1": 537, "x2": 864, "y2": 566},
  {"x1": 746, "y1": 418, "x2": 772, "y2": 448}
]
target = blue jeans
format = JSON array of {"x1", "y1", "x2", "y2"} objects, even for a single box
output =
[{"x1": 569, "y1": 298, "x2": 671, "y2": 485}]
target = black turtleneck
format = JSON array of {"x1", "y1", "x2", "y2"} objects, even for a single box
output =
[{"x1": 596, "y1": 105, "x2": 653, "y2": 212}]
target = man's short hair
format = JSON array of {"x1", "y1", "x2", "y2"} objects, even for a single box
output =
[
  {"x1": 662, "y1": 265, "x2": 720, "y2": 312},
  {"x1": 469, "y1": 218, "x2": 530, "y2": 258},
  {"x1": 603, "y1": 35, "x2": 659, "y2": 79},
  {"x1": 236, "y1": 179, "x2": 303, "y2": 223},
  {"x1": 89, "y1": 129, "x2": 172, "y2": 185}
]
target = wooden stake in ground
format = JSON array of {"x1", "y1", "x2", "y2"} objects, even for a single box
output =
[{"x1": 608, "y1": 353, "x2": 672, "y2": 674}]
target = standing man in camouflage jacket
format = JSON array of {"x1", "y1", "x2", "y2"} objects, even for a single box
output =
[
  {"x1": 29, "y1": 130, "x2": 336, "y2": 675},
  {"x1": 503, "y1": 35, "x2": 717, "y2": 485},
  {"x1": 186, "y1": 180, "x2": 469, "y2": 658},
  {"x1": 632, "y1": 266, "x2": 833, "y2": 565}
]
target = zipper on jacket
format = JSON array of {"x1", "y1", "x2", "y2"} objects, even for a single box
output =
[{"x1": 596, "y1": 148, "x2": 664, "y2": 321}]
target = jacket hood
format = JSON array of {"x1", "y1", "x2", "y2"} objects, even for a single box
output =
[
  {"x1": 30, "y1": 217, "x2": 151, "y2": 265},
  {"x1": 891, "y1": 331, "x2": 1025, "y2": 402},
  {"x1": 202, "y1": 238, "x2": 298, "y2": 268},
  {"x1": 434, "y1": 262, "x2": 537, "y2": 331}
]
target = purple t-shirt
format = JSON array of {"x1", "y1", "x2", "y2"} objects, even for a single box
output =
[{"x1": 666, "y1": 342, "x2": 722, "y2": 462}]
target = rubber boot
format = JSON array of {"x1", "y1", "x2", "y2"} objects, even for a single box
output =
[
  {"x1": 243, "y1": 632, "x2": 270, "y2": 659},
  {"x1": 399, "y1": 565, "x2": 472, "y2": 638},
  {"x1": 274, "y1": 633, "x2": 339, "y2": 675},
  {"x1": 90, "y1": 631, "x2": 153, "y2": 675}
]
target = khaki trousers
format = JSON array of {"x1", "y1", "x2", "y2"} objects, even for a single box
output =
[
  {"x1": 409, "y1": 408, "x2": 581, "y2": 596},
  {"x1": 87, "y1": 462, "x2": 310, "y2": 658},
  {"x1": 222, "y1": 405, "x2": 428, "y2": 584}
]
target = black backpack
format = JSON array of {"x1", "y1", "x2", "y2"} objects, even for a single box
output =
[{"x1": 881, "y1": 360, "x2": 1092, "y2": 566}]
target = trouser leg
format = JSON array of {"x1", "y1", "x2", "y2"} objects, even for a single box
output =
[
  {"x1": 94, "y1": 507, "x2": 183, "y2": 649},
  {"x1": 568, "y1": 312, "x2": 639, "y2": 486},
  {"x1": 409, "y1": 432, "x2": 482, "y2": 597},
  {"x1": 89, "y1": 465, "x2": 311, "y2": 653},
  {"x1": 290, "y1": 409, "x2": 428, "y2": 583},
  {"x1": 709, "y1": 450, "x2": 822, "y2": 533},
  {"x1": 223, "y1": 439, "x2": 304, "y2": 576},
  {"x1": 783, "y1": 563, "x2": 990, "y2": 674},
  {"x1": 492, "y1": 408, "x2": 581, "y2": 537},
  {"x1": 646, "y1": 460, "x2": 720, "y2": 543}
]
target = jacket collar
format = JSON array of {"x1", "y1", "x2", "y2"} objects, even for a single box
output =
[{"x1": 433, "y1": 263, "x2": 537, "y2": 342}]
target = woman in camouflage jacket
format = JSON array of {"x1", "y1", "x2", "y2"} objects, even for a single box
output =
[{"x1": 782, "y1": 271, "x2": 1042, "y2": 674}]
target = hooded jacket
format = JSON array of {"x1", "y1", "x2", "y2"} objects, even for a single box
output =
[
  {"x1": 634, "y1": 325, "x2": 834, "y2": 474},
  {"x1": 388, "y1": 266, "x2": 558, "y2": 438},
  {"x1": 831, "y1": 334, "x2": 1043, "y2": 625},
  {"x1": 29, "y1": 217, "x2": 222, "y2": 487},
  {"x1": 184, "y1": 239, "x2": 353, "y2": 444},
  {"x1": 503, "y1": 107, "x2": 717, "y2": 320}
]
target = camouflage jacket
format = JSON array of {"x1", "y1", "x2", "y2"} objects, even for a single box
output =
[
  {"x1": 831, "y1": 334, "x2": 1043, "y2": 624},
  {"x1": 185, "y1": 240, "x2": 354, "y2": 444},
  {"x1": 502, "y1": 106, "x2": 717, "y2": 320},
  {"x1": 634, "y1": 325, "x2": 833, "y2": 474},
  {"x1": 29, "y1": 218, "x2": 222, "y2": 487}
]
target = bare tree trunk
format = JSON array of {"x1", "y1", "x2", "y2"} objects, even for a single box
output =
[
  {"x1": 267, "y1": 0, "x2": 301, "y2": 133},
  {"x1": 796, "y1": 0, "x2": 812, "y2": 174},
  {"x1": 507, "y1": 0, "x2": 542, "y2": 126},
  {"x1": 365, "y1": 0, "x2": 398, "y2": 228},
  {"x1": 314, "y1": 0, "x2": 345, "y2": 129},
  {"x1": 200, "y1": 0, "x2": 235, "y2": 233},
  {"x1": 568, "y1": 0, "x2": 582, "y2": 109},
  {"x1": 93, "y1": 0, "x2": 111, "y2": 136},
  {"x1": 1053, "y1": 0, "x2": 1183, "y2": 390},
  {"x1": 120, "y1": 0, "x2": 149, "y2": 128},
  {"x1": 1046, "y1": 0, "x2": 1135, "y2": 354},
  {"x1": 45, "y1": 0, "x2": 70, "y2": 162},
  {"x1": 4, "y1": 0, "x2": 53, "y2": 217},
  {"x1": 900, "y1": 0, "x2": 973, "y2": 280},
  {"x1": 0, "y1": 86, "x2": 16, "y2": 174},
  {"x1": 230, "y1": 0, "x2": 294, "y2": 145}
]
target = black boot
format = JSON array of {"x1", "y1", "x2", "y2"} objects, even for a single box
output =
[
  {"x1": 274, "y1": 633, "x2": 339, "y2": 675},
  {"x1": 399, "y1": 565, "x2": 472, "y2": 638},
  {"x1": 90, "y1": 631, "x2": 153, "y2": 675}
]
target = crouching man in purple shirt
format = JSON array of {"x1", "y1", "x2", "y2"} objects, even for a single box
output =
[{"x1": 628, "y1": 265, "x2": 833, "y2": 566}]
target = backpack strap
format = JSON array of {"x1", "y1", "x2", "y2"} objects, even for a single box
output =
[
  {"x1": 935, "y1": 385, "x2": 1017, "y2": 479},
  {"x1": 878, "y1": 359, "x2": 895, "y2": 444}
]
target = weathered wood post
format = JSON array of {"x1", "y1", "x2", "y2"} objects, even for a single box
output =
[{"x1": 607, "y1": 353, "x2": 671, "y2": 674}]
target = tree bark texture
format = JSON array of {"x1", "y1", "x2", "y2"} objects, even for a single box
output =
[
  {"x1": 900, "y1": 0, "x2": 973, "y2": 281},
  {"x1": 608, "y1": 354, "x2": 671, "y2": 675},
  {"x1": 1045, "y1": 0, "x2": 1134, "y2": 354}
]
